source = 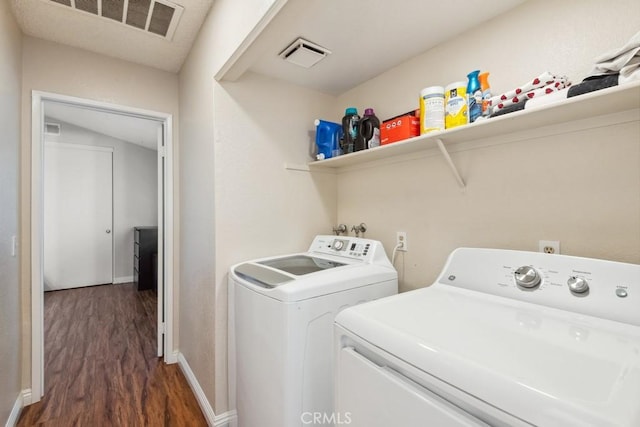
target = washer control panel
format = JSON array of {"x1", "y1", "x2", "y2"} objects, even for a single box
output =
[
  {"x1": 309, "y1": 235, "x2": 377, "y2": 261},
  {"x1": 439, "y1": 248, "x2": 640, "y2": 326}
]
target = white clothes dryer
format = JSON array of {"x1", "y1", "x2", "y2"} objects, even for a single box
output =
[
  {"x1": 335, "y1": 248, "x2": 640, "y2": 427},
  {"x1": 228, "y1": 235, "x2": 397, "y2": 427}
]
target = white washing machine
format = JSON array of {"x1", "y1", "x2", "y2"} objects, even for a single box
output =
[
  {"x1": 335, "y1": 248, "x2": 640, "y2": 426},
  {"x1": 228, "y1": 235, "x2": 397, "y2": 427}
]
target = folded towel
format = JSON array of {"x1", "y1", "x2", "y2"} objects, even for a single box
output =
[
  {"x1": 490, "y1": 71, "x2": 559, "y2": 105},
  {"x1": 568, "y1": 74, "x2": 620, "y2": 98},
  {"x1": 491, "y1": 101, "x2": 527, "y2": 117},
  {"x1": 619, "y1": 56, "x2": 640, "y2": 83},
  {"x1": 491, "y1": 73, "x2": 570, "y2": 112},
  {"x1": 591, "y1": 31, "x2": 640, "y2": 83},
  {"x1": 524, "y1": 87, "x2": 570, "y2": 110}
]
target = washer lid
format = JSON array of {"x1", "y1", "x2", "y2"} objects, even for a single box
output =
[
  {"x1": 234, "y1": 255, "x2": 348, "y2": 288},
  {"x1": 336, "y1": 285, "x2": 640, "y2": 426},
  {"x1": 234, "y1": 262, "x2": 295, "y2": 288},
  {"x1": 258, "y1": 255, "x2": 346, "y2": 276}
]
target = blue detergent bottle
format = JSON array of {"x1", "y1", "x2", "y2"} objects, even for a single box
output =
[
  {"x1": 467, "y1": 70, "x2": 482, "y2": 123},
  {"x1": 314, "y1": 119, "x2": 343, "y2": 160}
]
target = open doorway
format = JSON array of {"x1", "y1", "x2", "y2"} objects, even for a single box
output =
[{"x1": 30, "y1": 91, "x2": 175, "y2": 402}]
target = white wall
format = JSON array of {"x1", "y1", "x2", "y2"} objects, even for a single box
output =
[
  {"x1": 181, "y1": 0, "x2": 640, "y2": 416},
  {"x1": 338, "y1": 0, "x2": 640, "y2": 122},
  {"x1": 43, "y1": 120, "x2": 158, "y2": 283},
  {"x1": 334, "y1": 0, "x2": 640, "y2": 291},
  {"x1": 212, "y1": 72, "x2": 337, "y2": 411},
  {"x1": 179, "y1": 0, "x2": 336, "y2": 413},
  {"x1": 206, "y1": 0, "x2": 281, "y2": 76},
  {"x1": 21, "y1": 36, "x2": 179, "y2": 389},
  {"x1": 0, "y1": 0, "x2": 22, "y2": 423}
]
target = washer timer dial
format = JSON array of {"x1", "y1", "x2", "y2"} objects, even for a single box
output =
[
  {"x1": 514, "y1": 266, "x2": 541, "y2": 289},
  {"x1": 332, "y1": 239, "x2": 346, "y2": 251}
]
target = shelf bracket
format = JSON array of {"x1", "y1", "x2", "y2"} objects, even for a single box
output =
[{"x1": 435, "y1": 138, "x2": 466, "y2": 188}]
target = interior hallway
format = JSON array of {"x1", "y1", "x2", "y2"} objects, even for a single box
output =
[{"x1": 17, "y1": 284, "x2": 206, "y2": 426}]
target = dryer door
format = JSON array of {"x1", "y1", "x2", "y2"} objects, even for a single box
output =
[{"x1": 336, "y1": 347, "x2": 488, "y2": 427}]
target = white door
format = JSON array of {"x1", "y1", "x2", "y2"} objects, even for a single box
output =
[{"x1": 44, "y1": 142, "x2": 114, "y2": 290}]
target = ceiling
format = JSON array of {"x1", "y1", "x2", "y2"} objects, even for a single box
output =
[
  {"x1": 9, "y1": 0, "x2": 528, "y2": 94},
  {"x1": 9, "y1": 0, "x2": 214, "y2": 73},
  {"x1": 222, "y1": 0, "x2": 527, "y2": 94},
  {"x1": 45, "y1": 102, "x2": 160, "y2": 150}
]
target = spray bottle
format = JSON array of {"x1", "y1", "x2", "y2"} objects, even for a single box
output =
[
  {"x1": 479, "y1": 72, "x2": 491, "y2": 117},
  {"x1": 466, "y1": 70, "x2": 482, "y2": 123}
]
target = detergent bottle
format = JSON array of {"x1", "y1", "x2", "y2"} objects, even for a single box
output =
[
  {"x1": 341, "y1": 107, "x2": 360, "y2": 154},
  {"x1": 314, "y1": 119, "x2": 343, "y2": 160},
  {"x1": 359, "y1": 108, "x2": 381, "y2": 149}
]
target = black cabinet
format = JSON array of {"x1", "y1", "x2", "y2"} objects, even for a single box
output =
[{"x1": 134, "y1": 226, "x2": 158, "y2": 291}]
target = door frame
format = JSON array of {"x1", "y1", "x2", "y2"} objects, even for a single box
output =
[{"x1": 30, "y1": 90, "x2": 176, "y2": 402}]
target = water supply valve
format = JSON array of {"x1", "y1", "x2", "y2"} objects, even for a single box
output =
[
  {"x1": 351, "y1": 223, "x2": 367, "y2": 237},
  {"x1": 332, "y1": 224, "x2": 347, "y2": 236}
]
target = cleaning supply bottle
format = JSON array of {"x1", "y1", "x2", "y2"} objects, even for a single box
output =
[
  {"x1": 419, "y1": 86, "x2": 445, "y2": 134},
  {"x1": 466, "y1": 70, "x2": 482, "y2": 123},
  {"x1": 341, "y1": 107, "x2": 360, "y2": 154},
  {"x1": 359, "y1": 108, "x2": 381, "y2": 149},
  {"x1": 479, "y1": 72, "x2": 491, "y2": 117},
  {"x1": 314, "y1": 119, "x2": 343, "y2": 160},
  {"x1": 444, "y1": 81, "x2": 467, "y2": 129}
]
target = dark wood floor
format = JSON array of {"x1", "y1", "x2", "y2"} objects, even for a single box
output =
[{"x1": 18, "y1": 283, "x2": 207, "y2": 426}]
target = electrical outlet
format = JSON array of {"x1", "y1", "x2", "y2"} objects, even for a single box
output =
[
  {"x1": 539, "y1": 240, "x2": 560, "y2": 254},
  {"x1": 396, "y1": 232, "x2": 407, "y2": 252}
]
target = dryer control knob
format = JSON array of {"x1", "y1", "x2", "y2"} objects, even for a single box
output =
[
  {"x1": 568, "y1": 276, "x2": 589, "y2": 294},
  {"x1": 514, "y1": 266, "x2": 541, "y2": 289}
]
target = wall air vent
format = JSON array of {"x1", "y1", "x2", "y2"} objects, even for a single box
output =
[
  {"x1": 47, "y1": 0, "x2": 184, "y2": 40},
  {"x1": 45, "y1": 122, "x2": 61, "y2": 136},
  {"x1": 279, "y1": 38, "x2": 331, "y2": 68}
]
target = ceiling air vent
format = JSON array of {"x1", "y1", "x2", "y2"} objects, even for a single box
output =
[
  {"x1": 45, "y1": 123, "x2": 61, "y2": 136},
  {"x1": 47, "y1": 0, "x2": 184, "y2": 40},
  {"x1": 279, "y1": 38, "x2": 331, "y2": 68}
]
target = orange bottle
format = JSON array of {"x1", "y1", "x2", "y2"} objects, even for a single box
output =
[{"x1": 479, "y1": 72, "x2": 491, "y2": 117}]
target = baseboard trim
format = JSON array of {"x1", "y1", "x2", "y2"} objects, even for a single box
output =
[
  {"x1": 214, "y1": 409, "x2": 238, "y2": 427},
  {"x1": 113, "y1": 276, "x2": 134, "y2": 284},
  {"x1": 165, "y1": 349, "x2": 178, "y2": 364},
  {"x1": 21, "y1": 389, "x2": 32, "y2": 406},
  {"x1": 5, "y1": 390, "x2": 27, "y2": 427},
  {"x1": 177, "y1": 353, "x2": 237, "y2": 427}
]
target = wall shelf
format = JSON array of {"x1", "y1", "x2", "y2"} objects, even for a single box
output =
[{"x1": 308, "y1": 81, "x2": 640, "y2": 186}]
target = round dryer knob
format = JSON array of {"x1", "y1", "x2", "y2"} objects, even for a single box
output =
[
  {"x1": 514, "y1": 266, "x2": 541, "y2": 288},
  {"x1": 568, "y1": 276, "x2": 589, "y2": 294}
]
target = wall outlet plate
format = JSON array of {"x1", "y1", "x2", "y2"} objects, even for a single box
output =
[
  {"x1": 539, "y1": 240, "x2": 560, "y2": 254},
  {"x1": 397, "y1": 232, "x2": 407, "y2": 252}
]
